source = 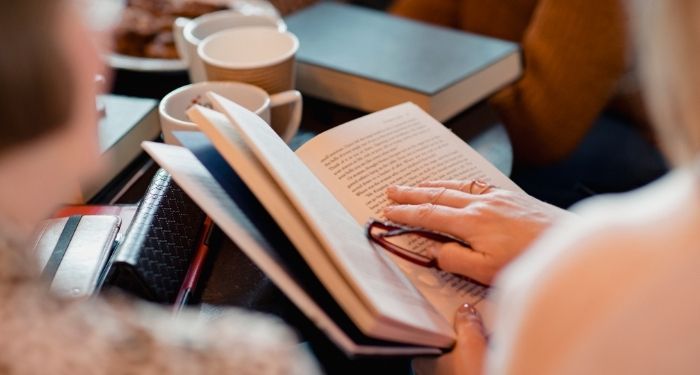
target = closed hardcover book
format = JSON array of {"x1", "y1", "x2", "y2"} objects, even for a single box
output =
[
  {"x1": 76, "y1": 95, "x2": 161, "y2": 202},
  {"x1": 285, "y1": 2, "x2": 522, "y2": 121}
]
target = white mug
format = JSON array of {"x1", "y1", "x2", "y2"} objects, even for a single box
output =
[
  {"x1": 173, "y1": 10, "x2": 286, "y2": 83},
  {"x1": 159, "y1": 81, "x2": 302, "y2": 144}
]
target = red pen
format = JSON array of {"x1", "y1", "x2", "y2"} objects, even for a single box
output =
[{"x1": 173, "y1": 216, "x2": 215, "y2": 313}]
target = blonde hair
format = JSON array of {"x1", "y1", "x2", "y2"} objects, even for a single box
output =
[{"x1": 636, "y1": 0, "x2": 700, "y2": 165}]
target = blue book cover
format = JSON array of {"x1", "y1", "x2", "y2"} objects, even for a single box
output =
[{"x1": 286, "y1": 2, "x2": 519, "y2": 95}]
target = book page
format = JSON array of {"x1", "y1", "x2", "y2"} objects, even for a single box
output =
[{"x1": 297, "y1": 102, "x2": 519, "y2": 323}]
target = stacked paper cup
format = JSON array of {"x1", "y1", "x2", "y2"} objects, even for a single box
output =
[
  {"x1": 198, "y1": 27, "x2": 300, "y2": 138},
  {"x1": 173, "y1": 11, "x2": 286, "y2": 84},
  {"x1": 199, "y1": 27, "x2": 298, "y2": 94}
]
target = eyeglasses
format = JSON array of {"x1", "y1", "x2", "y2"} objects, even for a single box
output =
[{"x1": 365, "y1": 219, "x2": 472, "y2": 269}]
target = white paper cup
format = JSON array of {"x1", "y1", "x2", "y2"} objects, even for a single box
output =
[
  {"x1": 198, "y1": 27, "x2": 299, "y2": 94},
  {"x1": 173, "y1": 11, "x2": 285, "y2": 83}
]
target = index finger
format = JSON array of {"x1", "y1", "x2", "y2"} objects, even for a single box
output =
[
  {"x1": 387, "y1": 185, "x2": 478, "y2": 208},
  {"x1": 384, "y1": 203, "x2": 474, "y2": 239},
  {"x1": 419, "y1": 179, "x2": 498, "y2": 195}
]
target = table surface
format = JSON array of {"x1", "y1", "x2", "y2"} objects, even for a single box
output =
[{"x1": 108, "y1": 69, "x2": 512, "y2": 373}]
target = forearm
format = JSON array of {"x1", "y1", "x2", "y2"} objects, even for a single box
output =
[
  {"x1": 389, "y1": 0, "x2": 460, "y2": 28},
  {"x1": 491, "y1": 0, "x2": 630, "y2": 165},
  {"x1": 267, "y1": 0, "x2": 320, "y2": 15}
]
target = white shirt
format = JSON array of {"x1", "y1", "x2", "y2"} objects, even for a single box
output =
[{"x1": 488, "y1": 167, "x2": 700, "y2": 374}]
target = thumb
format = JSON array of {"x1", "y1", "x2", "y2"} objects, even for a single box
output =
[
  {"x1": 452, "y1": 303, "x2": 486, "y2": 375},
  {"x1": 411, "y1": 304, "x2": 486, "y2": 375},
  {"x1": 455, "y1": 303, "x2": 487, "y2": 347},
  {"x1": 432, "y1": 242, "x2": 489, "y2": 283}
]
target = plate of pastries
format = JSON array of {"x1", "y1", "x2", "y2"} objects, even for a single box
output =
[{"x1": 109, "y1": 0, "x2": 280, "y2": 71}]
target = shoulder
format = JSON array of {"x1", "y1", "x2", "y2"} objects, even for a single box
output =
[
  {"x1": 487, "y1": 168, "x2": 700, "y2": 373},
  {"x1": 500, "y1": 167, "x2": 698, "y2": 292}
]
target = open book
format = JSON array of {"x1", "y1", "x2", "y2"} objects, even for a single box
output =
[{"x1": 142, "y1": 96, "x2": 520, "y2": 356}]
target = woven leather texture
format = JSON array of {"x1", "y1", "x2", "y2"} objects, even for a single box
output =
[{"x1": 108, "y1": 169, "x2": 205, "y2": 303}]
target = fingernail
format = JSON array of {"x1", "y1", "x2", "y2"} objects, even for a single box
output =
[
  {"x1": 455, "y1": 304, "x2": 487, "y2": 339},
  {"x1": 386, "y1": 185, "x2": 397, "y2": 194},
  {"x1": 456, "y1": 303, "x2": 481, "y2": 322},
  {"x1": 383, "y1": 206, "x2": 395, "y2": 214},
  {"x1": 429, "y1": 245, "x2": 441, "y2": 259}
]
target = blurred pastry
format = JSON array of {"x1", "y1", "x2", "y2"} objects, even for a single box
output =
[
  {"x1": 113, "y1": 0, "x2": 227, "y2": 59},
  {"x1": 144, "y1": 31, "x2": 179, "y2": 59}
]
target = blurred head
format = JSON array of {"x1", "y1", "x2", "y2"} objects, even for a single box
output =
[
  {"x1": 0, "y1": 0, "x2": 106, "y2": 239},
  {"x1": 635, "y1": 1, "x2": 700, "y2": 166}
]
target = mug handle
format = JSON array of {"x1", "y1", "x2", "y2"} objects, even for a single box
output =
[
  {"x1": 173, "y1": 17, "x2": 192, "y2": 64},
  {"x1": 269, "y1": 90, "x2": 303, "y2": 143}
]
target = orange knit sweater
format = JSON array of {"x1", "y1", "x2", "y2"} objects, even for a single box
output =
[{"x1": 391, "y1": 0, "x2": 642, "y2": 165}]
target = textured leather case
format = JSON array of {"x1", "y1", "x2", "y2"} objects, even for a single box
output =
[{"x1": 105, "y1": 169, "x2": 206, "y2": 303}]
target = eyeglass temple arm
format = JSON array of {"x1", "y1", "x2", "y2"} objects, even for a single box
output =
[{"x1": 366, "y1": 220, "x2": 472, "y2": 249}]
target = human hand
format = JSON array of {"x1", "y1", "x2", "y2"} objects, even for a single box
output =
[
  {"x1": 384, "y1": 180, "x2": 571, "y2": 284},
  {"x1": 412, "y1": 303, "x2": 486, "y2": 375}
]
